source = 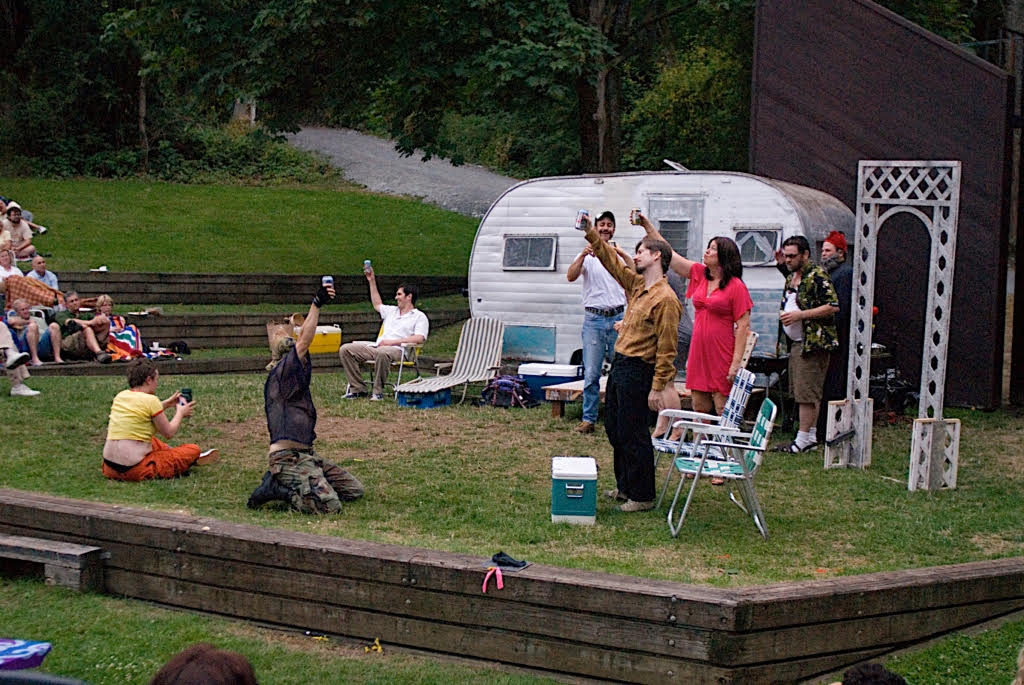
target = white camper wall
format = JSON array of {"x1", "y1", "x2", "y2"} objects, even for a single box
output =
[{"x1": 469, "y1": 171, "x2": 851, "y2": 364}]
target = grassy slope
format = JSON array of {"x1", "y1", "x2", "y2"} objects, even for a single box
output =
[{"x1": 0, "y1": 178, "x2": 480, "y2": 274}]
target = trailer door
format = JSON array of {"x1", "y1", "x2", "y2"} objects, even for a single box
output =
[{"x1": 645, "y1": 195, "x2": 705, "y2": 263}]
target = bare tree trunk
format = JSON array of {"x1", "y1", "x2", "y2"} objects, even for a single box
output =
[
  {"x1": 138, "y1": 72, "x2": 149, "y2": 172},
  {"x1": 569, "y1": 0, "x2": 632, "y2": 172}
]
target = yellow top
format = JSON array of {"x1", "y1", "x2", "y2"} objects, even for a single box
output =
[{"x1": 106, "y1": 389, "x2": 163, "y2": 442}]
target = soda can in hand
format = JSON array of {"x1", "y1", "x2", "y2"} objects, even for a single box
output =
[
  {"x1": 321, "y1": 275, "x2": 334, "y2": 287},
  {"x1": 363, "y1": 259, "x2": 372, "y2": 273},
  {"x1": 574, "y1": 209, "x2": 589, "y2": 231},
  {"x1": 630, "y1": 208, "x2": 642, "y2": 225}
]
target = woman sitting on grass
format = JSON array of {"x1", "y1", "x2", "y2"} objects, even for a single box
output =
[{"x1": 102, "y1": 357, "x2": 218, "y2": 481}]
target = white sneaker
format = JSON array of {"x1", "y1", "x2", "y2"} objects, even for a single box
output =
[
  {"x1": 4, "y1": 351, "x2": 29, "y2": 370},
  {"x1": 370, "y1": 393, "x2": 384, "y2": 401},
  {"x1": 10, "y1": 384, "x2": 40, "y2": 397}
]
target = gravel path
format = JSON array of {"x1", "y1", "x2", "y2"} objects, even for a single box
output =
[{"x1": 287, "y1": 127, "x2": 519, "y2": 218}]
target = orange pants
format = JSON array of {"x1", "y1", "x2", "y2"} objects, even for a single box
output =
[{"x1": 102, "y1": 437, "x2": 200, "y2": 481}]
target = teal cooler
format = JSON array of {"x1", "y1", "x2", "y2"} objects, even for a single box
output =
[{"x1": 551, "y1": 456, "x2": 597, "y2": 525}]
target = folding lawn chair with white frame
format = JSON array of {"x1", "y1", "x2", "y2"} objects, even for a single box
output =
[
  {"x1": 651, "y1": 367, "x2": 756, "y2": 475},
  {"x1": 663, "y1": 398, "x2": 777, "y2": 539}
]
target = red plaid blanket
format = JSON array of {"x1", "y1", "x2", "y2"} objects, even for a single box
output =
[{"x1": 3, "y1": 275, "x2": 65, "y2": 308}]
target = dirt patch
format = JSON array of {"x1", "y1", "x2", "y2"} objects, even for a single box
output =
[{"x1": 970, "y1": 533, "x2": 1024, "y2": 556}]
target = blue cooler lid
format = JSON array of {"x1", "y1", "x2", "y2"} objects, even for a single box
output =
[{"x1": 552, "y1": 456, "x2": 597, "y2": 479}]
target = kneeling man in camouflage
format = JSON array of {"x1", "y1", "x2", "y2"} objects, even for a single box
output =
[{"x1": 248, "y1": 282, "x2": 364, "y2": 513}]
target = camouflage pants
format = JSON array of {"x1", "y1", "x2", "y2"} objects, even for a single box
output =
[{"x1": 268, "y1": 448, "x2": 364, "y2": 514}]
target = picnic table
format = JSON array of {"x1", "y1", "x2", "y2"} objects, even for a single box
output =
[{"x1": 543, "y1": 376, "x2": 691, "y2": 418}]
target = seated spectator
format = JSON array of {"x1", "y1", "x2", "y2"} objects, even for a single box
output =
[
  {"x1": 47, "y1": 290, "x2": 112, "y2": 364},
  {"x1": 0, "y1": 320, "x2": 37, "y2": 396},
  {"x1": 0, "y1": 249, "x2": 21, "y2": 282},
  {"x1": 97, "y1": 294, "x2": 144, "y2": 360},
  {"x1": 0, "y1": 250, "x2": 21, "y2": 310},
  {"x1": 339, "y1": 267, "x2": 428, "y2": 401},
  {"x1": 25, "y1": 255, "x2": 58, "y2": 290},
  {"x1": 3, "y1": 203, "x2": 36, "y2": 260},
  {"x1": 149, "y1": 643, "x2": 257, "y2": 685},
  {"x1": 4, "y1": 298, "x2": 44, "y2": 366},
  {"x1": 102, "y1": 358, "x2": 219, "y2": 481},
  {"x1": 0, "y1": 197, "x2": 47, "y2": 234},
  {"x1": 828, "y1": 662, "x2": 907, "y2": 685}
]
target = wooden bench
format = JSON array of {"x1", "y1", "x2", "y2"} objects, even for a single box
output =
[
  {"x1": 60, "y1": 272, "x2": 467, "y2": 305},
  {"x1": 543, "y1": 377, "x2": 692, "y2": 418},
  {"x1": 0, "y1": 533, "x2": 104, "y2": 592}
]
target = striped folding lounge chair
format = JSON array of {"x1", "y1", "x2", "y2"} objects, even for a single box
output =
[
  {"x1": 394, "y1": 317, "x2": 504, "y2": 404},
  {"x1": 664, "y1": 398, "x2": 777, "y2": 539}
]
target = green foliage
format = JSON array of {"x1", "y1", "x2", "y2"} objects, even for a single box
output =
[{"x1": 621, "y1": 46, "x2": 749, "y2": 171}]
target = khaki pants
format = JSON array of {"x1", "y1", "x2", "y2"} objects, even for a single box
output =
[{"x1": 339, "y1": 341, "x2": 403, "y2": 394}]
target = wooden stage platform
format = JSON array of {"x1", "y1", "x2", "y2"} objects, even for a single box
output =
[{"x1": 2, "y1": 489, "x2": 1022, "y2": 683}]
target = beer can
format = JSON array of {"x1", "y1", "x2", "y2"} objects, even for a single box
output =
[
  {"x1": 574, "y1": 209, "x2": 589, "y2": 231},
  {"x1": 630, "y1": 208, "x2": 642, "y2": 225},
  {"x1": 363, "y1": 259, "x2": 372, "y2": 273},
  {"x1": 321, "y1": 275, "x2": 334, "y2": 287}
]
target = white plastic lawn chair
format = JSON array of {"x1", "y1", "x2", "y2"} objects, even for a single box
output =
[
  {"x1": 652, "y1": 367, "x2": 756, "y2": 479},
  {"x1": 394, "y1": 317, "x2": 504, "y2": 404},
  {"x1": 664, "y1": 398, "x2": 777, "y2": 539}
]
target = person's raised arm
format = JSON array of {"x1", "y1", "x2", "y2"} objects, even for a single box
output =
[
  {"x1": 295, "y1": 283, "x2": 335, "y2": 360},
  {"x1": 152, "y1": 399, "x2": 194, "y2": 439},
  {"x1": 582, "y1": 218, "x2": 637, "y2": 291},
  {"x1": 638, "y1": 213, "x2": 697, "y2": 277},
  {"x1": 366, "y1": 268, "x2": 383, "y2": 312},
  {"x1": 567, "y1": 246, "x2": 591, "y2": 282}
]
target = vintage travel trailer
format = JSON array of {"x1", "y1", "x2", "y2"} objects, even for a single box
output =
[{"x1": 468, "y1": 170, "x2": 855, "y2": 364}]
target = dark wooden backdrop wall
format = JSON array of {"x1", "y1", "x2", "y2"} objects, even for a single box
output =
[{"x1": 750, "y1": 0, "x2": 1013, "y2": 409}]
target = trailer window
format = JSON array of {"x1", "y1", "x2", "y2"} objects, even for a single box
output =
[
  {"x1": 656, "y1": 221, "x2": 690, "y2": 257},
  {"x1": 733, "y1": 226, "x2": 781, "y2": 266},
  {"x1": 502, "y1": 235, "x2": 557, "y2": 270}
]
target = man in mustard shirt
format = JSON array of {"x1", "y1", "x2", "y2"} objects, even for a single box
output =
[
  {"x1": 581, "y1": 216, "x2": 681, "y2": 512},
  {"x1": 102, "y1": 358, "x2": 218, "y2": 480}
]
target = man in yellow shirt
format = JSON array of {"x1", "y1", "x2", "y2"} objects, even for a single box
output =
[
  {"x1": 102, "y1": 358, "x2": 218, "y2": 480},
  {"x1": 581, "y1": 216, "x2": 681, "y2": 512}
]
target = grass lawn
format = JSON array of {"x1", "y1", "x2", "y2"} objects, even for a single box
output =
[
  {"x1": 2, "y1": 372, "x2": 1022, "y2": 586},
  {"x1": 0, "y1": 177, "x2": 480, "y2": 274}
]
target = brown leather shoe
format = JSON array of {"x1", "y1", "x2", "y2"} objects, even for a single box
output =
[
  {"x1": 574, "y1": 421, "x2": 595, "y2": 434},
  {"x1": 619, "y1": 499, "x2": 655, "y2": 513},
  {"x1": 604, "y1": 488, "x2": 627, "y2": 501}
]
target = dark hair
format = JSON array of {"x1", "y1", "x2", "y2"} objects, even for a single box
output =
[
  {"x1": 705, "y1": 236, "x2": 743, "y2": 288},
  {"x1": 635, "y1": 236, "x2": 673, "y2": 273},
  {"x1": 397, "y1": 283, "x2": 419, "y2": 305},
  {"x1": 594, "y1": 210, "x2": 616, "y2": 226},
  {"x1": 842, "y1": 662, "x2": 907, "y2": 685},
  {"x1": 149, "y1": 643, "x2": 257, "y2": 685},
  {"x1": 127, "y1": 358, "x2": 158, "y2": 389},
  {"x1": 782, "y1": 235, "x2": 811, "y2": 256}
]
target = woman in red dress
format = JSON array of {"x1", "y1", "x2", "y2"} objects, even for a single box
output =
[{"x1": 638, "y1": 214, "x2": 751, "y2": 415}]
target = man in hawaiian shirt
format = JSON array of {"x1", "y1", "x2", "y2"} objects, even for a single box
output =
[{"x1": 778, "y1": 235, "x2": 839, "y2": 453}]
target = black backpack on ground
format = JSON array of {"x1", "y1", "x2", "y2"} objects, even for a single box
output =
[{"x1": 479, "y1": 374, "x2": 540, "y2": 408}]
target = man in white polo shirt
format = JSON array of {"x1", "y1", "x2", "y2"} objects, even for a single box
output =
[
  {"x1": 339, "y1": 267, "x2": 429, "y2": 401},
  {"x1": 567, "y1": 210, "x2": 628, "y2": 434}
]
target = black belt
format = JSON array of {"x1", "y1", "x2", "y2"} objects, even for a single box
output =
[{"x1": 585, "y1": 305, "x2": 624, "y2": 317}]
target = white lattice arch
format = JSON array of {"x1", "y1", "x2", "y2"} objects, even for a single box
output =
[{"x1": 825, "y1": 161, "x2": 962, "y2": 491}]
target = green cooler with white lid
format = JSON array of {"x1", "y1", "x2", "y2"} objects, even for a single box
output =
[{"x1": 551, "y1": 456, "x2": 597, "y2": 525}]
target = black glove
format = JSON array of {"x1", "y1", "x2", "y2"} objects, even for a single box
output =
[{"x1": 312, "y1": 285, "x2": 334, "y2": 308}]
